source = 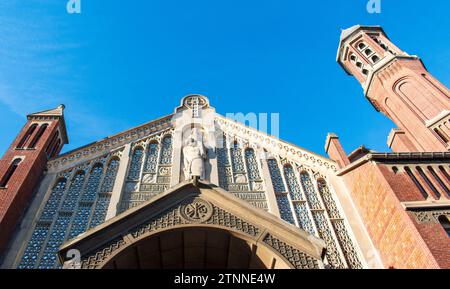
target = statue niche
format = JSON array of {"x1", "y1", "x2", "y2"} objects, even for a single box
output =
[{"x1": 182, "y1": 129, "x2": 207, "y2": 184}]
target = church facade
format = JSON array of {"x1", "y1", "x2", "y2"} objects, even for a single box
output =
[{"x1": 0, "y1": 25, "x2": 449, "y2": 269}]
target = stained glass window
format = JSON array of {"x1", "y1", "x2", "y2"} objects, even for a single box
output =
[
  {"x1": 128, "y1": 147, "x2": 144, "y2": 180},
  {"x1": 317, "y1": 180, "x2": 340, "y2": 219},
  {"x1": 317, "y1": 179, "x2": 363, "y2": 269},
  {"x1": 100, "y1": 159, "x2": 120, "y2": 193},
  {"x1": 19, "y1": 153, "x2": 122, "y2": 269},
  {"x1": 68, "y1": 165, "x2": 103, "y2": 239},
  {"x1": 40, "y1": 178, "x2": 67, "y2": 221},
  {"x1": 18, "y1": 225, "x2": 49, "y2": 269},
  {"x1": 39, "y1": 213, "x2": 72, "y2": 269},
  {"x1": 267, "y1": 159, "x2": 286, "y2": 193},
  {"x1": 300, "y1": 172, "x2": 322, "y2": 210},
  {"x1": 159, "y1": 136, "x2": 173, "y2": 165},
  {"x1": 312, "y1": 211, "x2": 346, "y2": 269},
  {"x1": 284, "y1": 165, "x2": 302, "y2": 201},
  {"x1": 276, "y1": 194, "x2": 295, "y2": 225},
  {"x1": 144, "y1": 142, "x2": 159, "y2": 173},
  {"x1": 245, "y1": 148, "x2": 261, "y2": 181},
  {"x1": 293, "y1": 202, "x2": 316, "y2": 235},
  {"x1": 230, "y1": 142, "x2": 246, "y2": 175},
  {"x1": 217, "y1": 134, "x2": 232, "y2": 190},
  {"x1": 60, "y1": 171, "x2": 86, "y2": 212}
]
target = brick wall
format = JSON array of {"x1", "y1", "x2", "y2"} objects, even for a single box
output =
[
  {"x1": 341, "y1": 161, "x2": 442, "y2": 268},
  {"x1": 0, "y1": 119, "x2": 61, "y2": 255}
]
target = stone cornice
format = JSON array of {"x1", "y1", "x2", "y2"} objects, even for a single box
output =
[
  {"x1": 337, "y1": 152, "x2": 450, "y2": 176},
  {"x1": 47, "y1": 114, "x2": 174, "y2": 172},
  {"x1": 214, "y1": 114, "x2": 338, "y2": 173},
  {"x1": 402, "y1": 200, "x2": 450, "y2": 210}
]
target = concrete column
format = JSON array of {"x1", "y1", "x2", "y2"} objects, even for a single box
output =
[{"x1": 106, "y1": 143, "x2": 131, "y2": 220}]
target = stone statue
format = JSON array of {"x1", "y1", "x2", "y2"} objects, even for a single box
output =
[{"x1": 183, "y1": 133, "x2": 206, "y2": 183}]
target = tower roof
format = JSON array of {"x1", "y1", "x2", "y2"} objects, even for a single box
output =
[
  {"x1": 337, "y1": 25, "x2": 387, "y2": 75},
  {"x1": 27, "y1": 104, "x2": 69, "y2": 144}
]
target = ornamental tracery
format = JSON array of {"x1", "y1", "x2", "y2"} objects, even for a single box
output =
[
  {"x1": 18, "y1": 152, "x2": 122, "y2": 269},
  {"x1": 119, "y1": 131, "x2": 174, "y2": 213},
  {"x1": 265, "y1": 156, "x2": 363, "y2": 269},
  {"x1": 216, "y1": 132, "x2": 268, "y2": 211}
]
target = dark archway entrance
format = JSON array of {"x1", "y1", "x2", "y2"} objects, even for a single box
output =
[{"x1": 101, "y1": 226, "x2": 292, "y2": 269}]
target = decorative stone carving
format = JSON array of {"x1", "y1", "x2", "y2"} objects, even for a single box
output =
[
  {"x1": 179, "y1": 198, "x2": 213, "y2": 223},
  {"x1": 142, "y1": 174, "x2": 156, "y2": 184},
  {"x1": 411, "y1": 210, "x2": 450, "y2": 224},
  {"x1": 263, "y1": 234, "x2": 320, "y2": 269},
  {"x1": 182, "y1": 130, "x2": 207, "y2": 181}
]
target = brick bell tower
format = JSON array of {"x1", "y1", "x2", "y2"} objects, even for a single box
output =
[
  {"x1": 337, "y1": 25, "x2": 450, "y2": 152},
  {"x1": 0, "y1": 105, "x2": 68, "y2": 255}
]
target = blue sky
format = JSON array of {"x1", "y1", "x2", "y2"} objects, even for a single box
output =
[{"x1": 1, "y1": 0, "x2": 450, "y2": 157}]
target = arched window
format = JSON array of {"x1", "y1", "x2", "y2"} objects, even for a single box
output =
[
  {"x1": 217, "y1": 133, "x2": 232, "y2": 191},
  {"x1": 371, "y1": 55, "x2": 380, "y2": 63},
  {"x1": 90, "y1": 158, "x2": 120, "y2": 229},
  {"x1": 144, "y1": 142, "x2": 159, "y2": 173},
  {"x1": 267, "y1": 159, "x2": 285, "y2": 193},
  {"x1": 29, "y1": 124, "x2": 49, "y2": 149},
  {"x1": 358, "y1": 42, "x2": 366, "y2": 50},
  {"x1": 438, "y1": 216, "x2": 450, "y2": 237},
  {"x1": 230, "y1": 141, "x2": 245, "y2": 175},
  {"x1": 40, "y1": 178, "x2": 67, "y2": 220},
  {"x1": 46, "y1": 131, "x2": 60, "y2": 155},
  {"x1": 0, "y1": 158, "x2": 21, "y2": 188},
  {"x1": 17, "y1": 124, "x2": 38, "y2": 149},
  {"x1": 416, "y1": 167, "x2": 440, "y2": 199},
  {"x1": 69, "y1": 164, "x2": 104, "y2": 239},
  {"x1": 49, "y1": 139, "x2": 61, "y2": 158},
  {"x1": 128, "y1": 147, "x2": 144, "y2": 180},
  {"x1": 267, "y1": 159, "x2": 294, "y2": 225},
  {"x1": 244, "y1": 148, "x2": 261, "y2": 181},
  {"x1": 283, "y1": 165, "x2": 302, "y2": 201},
  {"x1": 159, "y1": 136, "x2": 173, "y2": 165},
  {"x1": 404, "y1": 167, "x2": 428, "y2": 199},
  {"x1": 284, "y1": 165, "x2": 315, "y2": 235},
  {"x1": 100, "y1": 158, "x2": 120, "y2": 193},
  {"x1": 364, "y1": 48, "x2": 372, "y2": 56},
  {"x1": 300, "y1": 172, "x2": 322, "y2": 210}
]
